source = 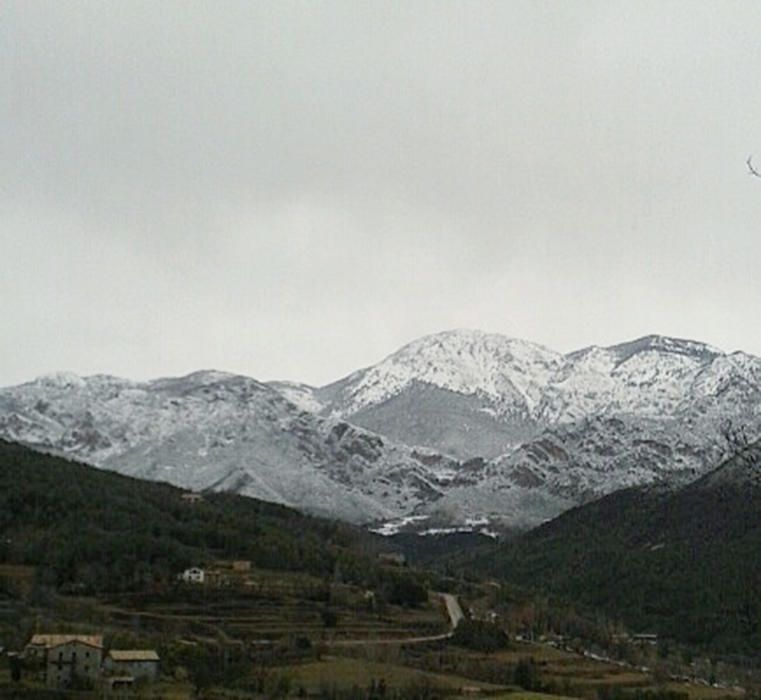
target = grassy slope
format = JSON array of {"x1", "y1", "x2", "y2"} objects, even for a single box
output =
[{"x1": 284, "y1": 656, "x2": 505, "y2": 693}]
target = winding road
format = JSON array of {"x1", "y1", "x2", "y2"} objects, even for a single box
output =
[{"x1": 441, "y1": 592, "x2": 464, "y2": 630}]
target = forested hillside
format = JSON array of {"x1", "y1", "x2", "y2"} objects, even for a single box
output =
[
  {"x1": 477, "y1": 441, "x2": 761, "y2": 655},
  {"x1": 0, "y1": 439, "x2": 385, "y2": 593}
]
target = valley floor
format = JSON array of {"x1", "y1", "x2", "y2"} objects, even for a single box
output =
[{"x1": 0, "y1": 573, "x2": 748, "y2": 699}]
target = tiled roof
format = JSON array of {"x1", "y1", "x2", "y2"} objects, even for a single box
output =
[{"x1": 29, "y1": 634, "x2": 104, "y2": 649}]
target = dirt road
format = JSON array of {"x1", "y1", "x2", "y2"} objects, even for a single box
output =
[{"x1": 441, "y1": 592, "x2": 464, "y2": 629}]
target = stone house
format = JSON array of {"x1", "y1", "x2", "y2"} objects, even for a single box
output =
[
  {"x1": 26, "y1": 634, "x2": 104, "y2": 688},
  {"x1": 104, "y1": 649, "x2": 160, "y2": 681}
]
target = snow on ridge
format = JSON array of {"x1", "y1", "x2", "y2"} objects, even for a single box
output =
[
  {"x1": 149, "y1": 369, "x2": 242, "y2": 387},
  {"x1": 0, "y1": 365, "x2": 473, "y2": 525},
  {"x1": 604, "y1": 334, "x2": 723, "y2": 362},
  {"x1": 326, "y1": 329, "x2": 757, "y2": 424},
  {"x1": 5, "y1": 330, "x2": 761, "y2": 532},
  {"x1": 31, "y1": 371, "x2": 87, "y2": 389},
  {"x1": 645, "y1": 334, "x2": 723, "y2": 355},
  {"x1": 268, "y1": 381, "x2": 324, "y2": 413},
  {"x1": 337, "y1": 329, "x2": 563, "y2": 414}
]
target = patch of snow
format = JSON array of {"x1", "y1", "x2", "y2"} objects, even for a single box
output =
[
  {"x1": 369, "y1": 514, "x2": 430, "y2": 536},
  {"x1": 268, "y1": 381, "x2": 324, "y2": 413}
]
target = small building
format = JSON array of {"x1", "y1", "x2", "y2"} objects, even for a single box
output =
[
  {"x1": 105, "y1": 649, "x2": 160, "y2": 682},
  {"x1": 378, "y1": 552, "x2": 406, "y2": 567},
  {"x1": 181, "y1": 492, "x2": 204, "y2": 504},
  {"x1": 25, "y1": 634, "x2": 103, "y2": 688},
  {"x1": 232, "y1": 560, "x2": 251, "y2": 573},
  {"x1": 204, "y1": 569, "x2": 231, "y2": 587},
  {"x1": 179, "y1": 567, "x2": 205, "y2": 584}
]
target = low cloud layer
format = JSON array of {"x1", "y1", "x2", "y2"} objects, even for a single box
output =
[{"x1": 4, "y1": 1, "x2": 761, "y2": 386}]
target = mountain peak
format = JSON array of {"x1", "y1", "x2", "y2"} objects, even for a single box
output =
[
  {"x1": 604, "y1": 334, "x2": 723, "y2": 363},
  {"x1": 360, "y1": 329, "x2": 561, "y2": 401},
  {"x1": 392, "y1": 329, "x2": 559, "y2": 363},
  {"x1": 314, "y1": 330, "x2": 565, "y2": 432},
  {"x1": 32, "y1": 371, "x2": 87, "y2": 389},
  {"x1": 174, "y1": 369, "x2": 239, "y2": 385}
]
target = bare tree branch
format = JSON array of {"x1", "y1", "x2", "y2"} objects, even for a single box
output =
[{"x1": 747, "y1": 155, "x2": 761, "y2": 178}]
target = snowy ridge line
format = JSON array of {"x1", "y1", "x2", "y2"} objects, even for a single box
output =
[
  {"x1": 316, "y1": 330, "x2": 761, "y2": 426},
  {"x1": 2, "y1": 329, "x2": 761, "y2": 532}
]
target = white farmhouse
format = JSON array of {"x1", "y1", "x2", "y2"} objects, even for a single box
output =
[{"x1": 179, "y1": 567, "x2": 205, "y2": 584}]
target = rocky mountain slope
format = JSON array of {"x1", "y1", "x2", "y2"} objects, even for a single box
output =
[
  {"x1": 316, "y1": 331, "x2": 559, "y2": 459},
  {"x1": 314, "y1": 330, "x2": 761, "y2": 459},
  {"x1": 2, "y1": 330, "x2": 761, "y2": 531},
  {"x1": 0, "y1": 370, "x2": 464, "y2": 523},
  {"x1": 312, "y1": 330, "x2": 761, "y2": 527}
]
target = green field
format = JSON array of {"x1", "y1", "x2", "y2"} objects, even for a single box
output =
[
  {"x1": 282, "y1": 656, "x2": 507, "y2": 694},
  {"x1": 492, "y1": 692, "x2": 581, "y2": 700}
]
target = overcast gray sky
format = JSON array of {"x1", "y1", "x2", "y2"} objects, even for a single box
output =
[{"x1": 4, "y1": 1, "x2": 761, "y2": 387}]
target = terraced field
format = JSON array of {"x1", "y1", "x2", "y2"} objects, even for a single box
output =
[
  {"x1": 486, "y1": 643, "x2": 744, "y2": 700},
  {"x1": 92, "y1": 571, "x2": 447, "y2": 646}
]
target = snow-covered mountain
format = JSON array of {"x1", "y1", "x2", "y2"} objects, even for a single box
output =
[
  {"x1": 0, "y1": 370, "x2": 464, "y2": 523},
  {"x1": 315, "y1": 330, "x2": 761, "y2": 458},
  {"x1": 308, "y1": 330, "x2": 761, "y2": 528},
  {"x1": 2, "y1": 329, "x2": 761, "y2": 532},
  {"x1": 320, "y1": 331, "x2": 560, "y2": 418},
  {"x1": 316, "y1": 331, "x2": 559, "y2": 459}
]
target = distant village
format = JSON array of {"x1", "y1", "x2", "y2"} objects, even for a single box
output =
[
  {"x1": 4, "y1": 548, "x2": 414, "y2": 692},
  {"x1": 4, "y1": 490, "x2": 247, "y2": 692}
]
